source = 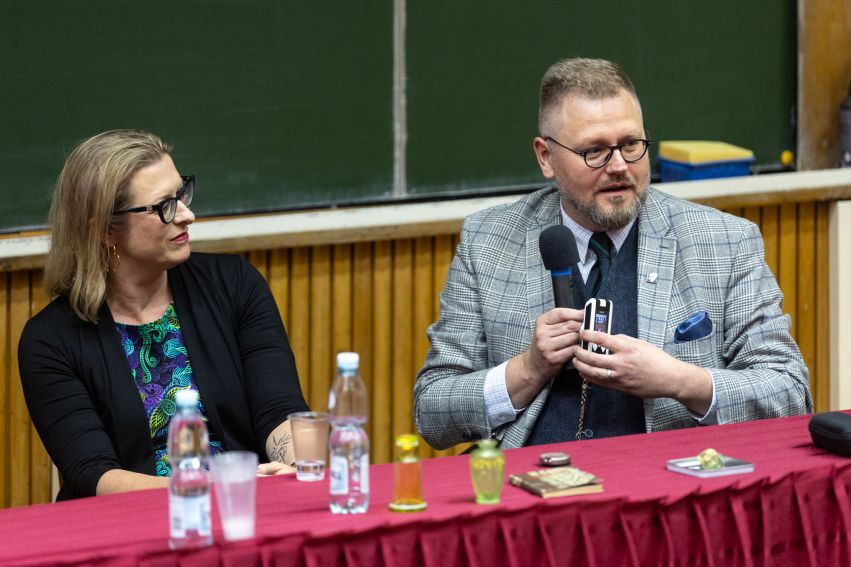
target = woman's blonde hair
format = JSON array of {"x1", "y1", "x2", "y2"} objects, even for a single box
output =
[{"x1": 44, "y1": 129, "x2": 171, "y2": 323}]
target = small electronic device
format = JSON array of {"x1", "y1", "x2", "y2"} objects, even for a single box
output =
[
  {"x1": 539, "y1": 452, "x2": 571, "y2": 467},
  {"x1": 581, "y1": 298, "x2": 613, "y2": 354}
]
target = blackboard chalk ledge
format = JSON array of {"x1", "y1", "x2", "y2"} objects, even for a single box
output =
[{"x1": 1, "y1": 169, "x2": 850, "y2": 272}]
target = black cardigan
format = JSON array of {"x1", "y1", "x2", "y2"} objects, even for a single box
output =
[{"x1": 19, "y1": 253, "x2": 308, "y2": 500}]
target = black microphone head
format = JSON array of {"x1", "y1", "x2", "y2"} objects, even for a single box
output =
[{"x1": 539, "y1": 225, "x2": 580, "y2": 271}]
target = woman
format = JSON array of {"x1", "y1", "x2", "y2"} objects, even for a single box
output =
[{"x1": 19, "y1": 130, "x2": 308, "y2": 500}]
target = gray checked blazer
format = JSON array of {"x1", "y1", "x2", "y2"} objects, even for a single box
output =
[{"x1": 414, "y1": 186, "x2": 812, "y2": 450}]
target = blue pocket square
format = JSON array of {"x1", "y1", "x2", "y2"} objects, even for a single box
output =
[{"x1": 674, "y1": 311, "x2": 712, "y2": 343}]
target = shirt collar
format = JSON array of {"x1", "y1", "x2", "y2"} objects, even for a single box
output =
[{"x1": 559, "y1": 207, "x2": 637, "y2": 264}]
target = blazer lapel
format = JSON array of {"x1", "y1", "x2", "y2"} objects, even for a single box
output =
[
  {"x1": 502, "y1": 190, "x2": 561, "y2": 448},
  {"x1": 525, "y1": 191, "x2": 562, "y2": 325},
  {"x1": 636, "y1": 187, "x2": 678, "y2": 430}
]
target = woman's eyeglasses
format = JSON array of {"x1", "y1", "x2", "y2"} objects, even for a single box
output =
[{"x1": 114, "y1": 175, "x2": 194, "y2": 224}]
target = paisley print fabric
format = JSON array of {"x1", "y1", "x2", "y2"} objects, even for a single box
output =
[{"x1": 116, "y1": 303, "x2": 222, "y2": 476}]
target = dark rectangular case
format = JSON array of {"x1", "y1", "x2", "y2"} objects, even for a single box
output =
[{"x1": 809, "y1": 412, "x2": 851, "y2": 457}]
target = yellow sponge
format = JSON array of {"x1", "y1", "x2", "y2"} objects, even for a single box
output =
[{"x1": 658, "y1": 141, "x2": 754, "y2": 164}]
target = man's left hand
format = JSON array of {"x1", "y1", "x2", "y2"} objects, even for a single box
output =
[{"x1": 573, "y1": 329, "x2": 713, "y2": 414}]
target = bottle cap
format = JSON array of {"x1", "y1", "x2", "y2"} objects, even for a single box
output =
[
  {"x1": 336, "y1": 352, "x2": 360, "y2": 371},
  {"x1": 175, "y1": 389, "x2": 199, "y2": 408}
]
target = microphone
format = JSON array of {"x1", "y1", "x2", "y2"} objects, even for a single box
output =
[{"x1": 539, "y1": 225, "x2": 580, "y2": 309}]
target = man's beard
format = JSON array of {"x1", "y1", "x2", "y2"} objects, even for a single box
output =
[{"x1": 556, "y1": 174, "x2": 647, "y2": 230}]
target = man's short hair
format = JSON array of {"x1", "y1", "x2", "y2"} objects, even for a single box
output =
[{"x1": 538, "y1": 58, "x2": 638, "y2": 136}]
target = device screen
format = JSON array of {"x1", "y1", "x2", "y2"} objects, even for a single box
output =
[{"x1": 594, "y1": 313, "x2": 608, "y2": 332}]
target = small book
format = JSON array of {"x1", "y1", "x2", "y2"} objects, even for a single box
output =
[
  {"x1": 666, "y1": 456, "x2": 754, "y2": 478},
  {"x1": 508, "y1": 466, "x2": 603, "y2": 499}
]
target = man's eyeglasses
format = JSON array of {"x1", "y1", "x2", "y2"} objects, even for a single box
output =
[
  {"x1": 544, "y1": 137, "x2": 652, "y2": 169},
  {"x1": 114, "y1": 175, "x2": 194, "y2": 224}
]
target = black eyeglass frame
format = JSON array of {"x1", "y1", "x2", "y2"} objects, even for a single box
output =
[
  {"x1": 544, "y1": 137, "x2": 652, "y2": 169},
  {"x1": 114, "y1": 175, "x2": 195, "y2": 224}
]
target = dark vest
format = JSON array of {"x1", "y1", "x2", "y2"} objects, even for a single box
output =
[{"x1": 525, "y1": 221, "x2": 645, "y2": 445}]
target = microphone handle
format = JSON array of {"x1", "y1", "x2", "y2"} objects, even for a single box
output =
[{"x1": 551, "y1": 275, "x2": 575, "y2": 310}]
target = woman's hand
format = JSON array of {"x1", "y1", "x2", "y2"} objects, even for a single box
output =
[{"x1": 256, "y1": 460, "x2": 296, "y2": 476}]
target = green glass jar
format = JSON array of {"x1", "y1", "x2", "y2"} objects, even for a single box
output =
[{"x1": 470, "y1": 439, "x2": 505, "y2": 504}]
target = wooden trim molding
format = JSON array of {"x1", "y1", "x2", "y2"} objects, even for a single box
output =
[{"x1": 2, "y1": 169, "x2": 851, "y2": 272}]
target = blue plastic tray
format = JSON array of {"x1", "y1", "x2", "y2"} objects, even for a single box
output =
[{"x1": 658, "y1": 157, "x2": 754, "y2": 182}]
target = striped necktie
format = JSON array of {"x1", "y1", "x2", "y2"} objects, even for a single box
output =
[{"x1": 585, "y1": 231, "x2": 613, "y2": 298}]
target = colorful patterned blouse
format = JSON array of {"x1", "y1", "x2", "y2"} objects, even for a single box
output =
[{"x1": 115, "y1": 303, "x2": 222, "y2": 476}]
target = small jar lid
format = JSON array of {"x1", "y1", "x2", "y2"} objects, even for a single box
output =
[
  {"x1": 476, "y1": 438, "x2": 498, "y2": 449},
  {"x1": 395, "y1": 433, "x2": 420, "y2": 450}
]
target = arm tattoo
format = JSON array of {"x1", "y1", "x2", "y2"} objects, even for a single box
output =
[{"x1": 270, "y1": 432, "x2": 292, "y2": 464}]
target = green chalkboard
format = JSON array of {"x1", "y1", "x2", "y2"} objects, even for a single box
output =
[
  {"x1": 406, "y1": 0, "x2": 796, "y2": 196},
  {"x1": 0, "y1": 1, "x2": 794, "y2": 233},
  {"x1": 0, "y1": 1, "x2": 394, "y2": 233}
]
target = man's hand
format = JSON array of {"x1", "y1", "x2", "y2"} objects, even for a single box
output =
[
  {"x1": 505, "y1": 307, "x2": 584, "y2": 408},
  {"x1": 573, "y1": 329, "x2": 713, "y2": 415}
]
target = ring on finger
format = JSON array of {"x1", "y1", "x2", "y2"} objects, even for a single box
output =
[{"x1": 607, "y1": 368, "x2": 612, "y2": 379}]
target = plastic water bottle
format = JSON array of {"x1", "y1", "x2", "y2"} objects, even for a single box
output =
[
  {"x1": 328, "y1": 352, "x2": 370, "y2": 514},
  {"x1": 168, "y1": 389, "x2": 212, "y2": 549}
]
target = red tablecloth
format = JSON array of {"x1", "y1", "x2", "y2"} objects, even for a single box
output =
[{"x1": 1, "y1": 413, "x2": 850, "y2": 566}]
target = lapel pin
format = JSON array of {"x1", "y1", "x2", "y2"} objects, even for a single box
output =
[{"x1": 647, "y1": 272, "x2": 658, "y2": 283}]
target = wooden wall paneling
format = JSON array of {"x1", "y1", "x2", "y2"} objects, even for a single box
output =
[
  {"x1": 742, "y1": 206, "x2": 761, "y2": 227},
  {"x1": 796, "y1": 203, "x2": 817, "y2": 404},
  {"x1": 778, "y1": 204, "x2": 799, "y2": 338},
  {"x1": 29, "y1": 275, "x2": 51, "y2": 504},
  {"x1": 413, "y1": 237, "x2": 435, "y2": 459},
  {"x1": 372, "y1": 240, "x2": 393, "y2": 464},
  {"x1": 352, "y1": 242, "x2": 374, "y2": 447},
  {"x1": 0, "y1": 273, "x2": 9, "y2": 507},
  {"x1": 761, "y1": 205, "x2": 780, "y2": 282},
  {"x1": 268, "y1": 249, "x2": 291, "y2": 330},
  {"x1": 246, "y1": 250, "x2": 269, "y2": 280},
  {"x1": 0, "y1": 187, "x2": 844, "y2": 507},
  {"x1": 289, "y1": 248, "x2": 311, "y2": 404},
  {"x1": 9, "y1": 271, "x2": 30, "y2": 506},
  {"x1": 309, "y1": 246, "x2": 332, "y2": 412},
  {"x1": 815, "y1": 203, "x2": 831, "y2": 412},
  {"x1": 331, "y1": 244, "x2": 353, "y2": 358},
  {"x1": 391, "y1": 239, "x2": 414, "y2": 445}
]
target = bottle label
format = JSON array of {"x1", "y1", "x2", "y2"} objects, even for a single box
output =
[
  {"x1": 329, "y1": 455, "x2": 349, "y2": 495},
  {"x1": 360, "y1": 454, "x2": 370, "y2": 493},
  {"x1": 169, "y1": 493, "x2": 211, "y2": 538}
]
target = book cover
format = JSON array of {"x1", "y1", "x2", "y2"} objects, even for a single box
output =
[{"x1": 508, "y1": 466, "x2": 603, "y2": 499}]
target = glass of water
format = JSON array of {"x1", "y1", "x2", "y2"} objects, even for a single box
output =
[
  {"x1": 288, "y1": 411, "x2": 329, "y2": 481},
  {"x1": 210, "y1": 451, "x2": 258, "y2": 541}
]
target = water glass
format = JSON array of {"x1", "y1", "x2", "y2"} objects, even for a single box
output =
[
  {"x1": 288, "y1": 411, "x2": 329, "y2": 481},
  {"x1": 210, "y1": 451, "x2": 258, "y2": 542}
]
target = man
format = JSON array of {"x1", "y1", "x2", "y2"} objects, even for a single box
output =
[{"x1": 414, "y1": 58, "x2": 812, "y2": 450}]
